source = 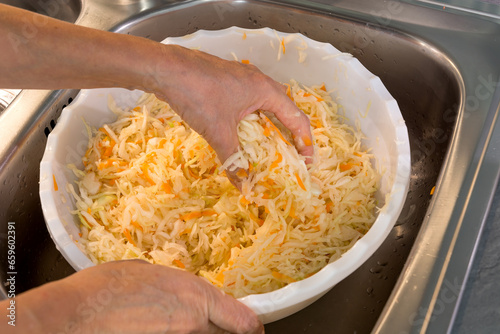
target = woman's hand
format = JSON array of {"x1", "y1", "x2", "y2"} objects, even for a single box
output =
[
  {"x1": 3, "y1": 260, "x2": 263, "y2": 334},
  {"x1": 149, "y1": 45, "x2": 314, "y2": 165}
]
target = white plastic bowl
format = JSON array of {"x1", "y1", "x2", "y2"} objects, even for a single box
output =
[{"x1": 39, "y1": 27, "x2": 410, "y2": 324}]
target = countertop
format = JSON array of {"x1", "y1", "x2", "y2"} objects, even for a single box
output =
[{"x1": 454, "y1": 180, "x2": 500, "y2": 333}]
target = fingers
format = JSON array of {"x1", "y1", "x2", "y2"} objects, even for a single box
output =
[
  {"x1": 205, "y1": 285, "x2": 264, "y2": 334},
  {"x1": 262, "y1": 85, "x2": 314, "y2": 165}
]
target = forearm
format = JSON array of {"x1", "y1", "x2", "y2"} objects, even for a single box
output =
[{"x1": 0, "y1": 4, "x2": 165, "y2": 92}]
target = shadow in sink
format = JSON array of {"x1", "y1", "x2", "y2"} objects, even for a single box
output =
[
  {"x1": 0, "y1": 0, "x2": 462, "y2": 333},
  {"x1": 0, "y1": 0, "x2": 82, "y2": 23}
]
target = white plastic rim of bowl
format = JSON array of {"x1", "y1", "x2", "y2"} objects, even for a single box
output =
[{"x1": 39, "y1": 26, "x2": 411, "y2": 324}]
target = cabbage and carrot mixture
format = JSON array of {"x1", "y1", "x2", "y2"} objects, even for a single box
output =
[{"x1": 69, "y1": 80, "x2": 379, "y2": 298}]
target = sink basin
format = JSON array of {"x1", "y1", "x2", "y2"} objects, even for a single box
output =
[
  {"x1": 0, "y1": 0, "x2": 82, "y2": 111},
  {"x1": 0, "y1": 0, "x2": 82, "y2": 23},
  {"x1": 1, "y1": 1, "x2": 499, "y2": 333}
]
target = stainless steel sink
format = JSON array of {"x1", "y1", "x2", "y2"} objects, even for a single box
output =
[
  {"x1": 1, "y1": 1, "x2": 499, "y2": 333},
  {"x1": 0, "y1": 0, "x2": 82, "y2": 23},
  {"x1": 0, "y1": 0, "x2": 82, "y2": 111}
]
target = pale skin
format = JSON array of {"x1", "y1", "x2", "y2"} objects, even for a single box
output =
[{"x1": 0, "y1": 4, "x2": 314, "y2": 333}]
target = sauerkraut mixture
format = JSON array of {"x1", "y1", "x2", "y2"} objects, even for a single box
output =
[{"x1": 69, "y1": 80, "x2": 379, "y2": 298}]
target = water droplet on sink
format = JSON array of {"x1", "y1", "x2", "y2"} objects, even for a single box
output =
[{"x1": 366, "y1": 287, "x2": 373, "y2": 294}]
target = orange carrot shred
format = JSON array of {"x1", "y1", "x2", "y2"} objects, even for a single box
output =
[
  {"x1": 161, "y1": 181, "x2": 172, "y2": 194},
  {"x1": 295, "y1": 172, "x2": 306, "y2": 191},
  {"x1": 289, "y1": 205, "x2": 297, "y2": 219},
  {"x1": 326, "y1": 201, "x2": 333, "y2": 213},
  {"x1": 131, "y1": 221, "x2": 144, "y2": 232},
  {"x1": 173, "y1": 259, "x2": 185, "y2": 269},
  {"x1": 270, "y1": 152, "x2": 283, "y2": 170},
  {"x1": 180, "y1": 211, "x2": 203, "y2": 221},
  {"x1": 179, "y1": 228, "x2": 192, "y2": 236},
  {"x1": 201, "y1": 209, "x2": 217, "y2": 216},
  {"x1": 241, "y1": 59, "x2": 250, "y2": 64},
  {"x1": 283, "y1": 83, "x2": 292, "y2": 100},
  {"x1": 141, "y1": 164, "x2": 155, "y2": 185},
  {"x1": 215, "y1": 271, "x2": 225, "y2": 283},
  {"x1": 272, "y1": 271, "x2": 296, "y2": 283},
  {"x1": 53, "y1": 174, "x2": 58, "y2": 191},
  {"x1": 240, "y1": 196, "x2": 251, "y2": 205},
  {"x1": 123, "y1": 229, "x2": 136, "y2": 247},
  {"x1": 236, "y1": 169, "x2": 248, "y2": 178}
]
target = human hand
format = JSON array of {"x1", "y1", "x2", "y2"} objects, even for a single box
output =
[
  {"x1": 149, "y1": 45, "x2": 314, "y2": 166},
  {"x1": 15, "y1": 260, "x2": 263, "y2": 334}
]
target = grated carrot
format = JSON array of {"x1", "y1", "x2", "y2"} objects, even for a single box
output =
[
  {"x1": 141, "y1": 164, "x2": 155, "y2": 185},
  {"x1": 283, "y1": 83, "x2": 292, "y2": 100},
  {"x1": 131, "y1": 221, "x2": 143, "y2": 232},
  {"x1": 270, "y1": 152, "x2": 283, "y2": 170},
  {"x1": 240, "y1": 196, "x2": 251, "y2": 205},
  {"x1": 215, "y1": 270, "x2": 225, "y2": 284},
  {"x1": 339, "y1": 162, "x2": 360, "y2": 172},
  {"x1": 123, "y1": 228, "x2": 136, "y2": 247},
  {"x1": 326, "y1": 200, "x2": 333, "y2": 213},
  {"x1": 98, "y1": 158, "x2": 116, "y2": 170},
  {"x1": 241, "y1": 59, "x2": 250, "y2": 64},
  {"x1": 289, "y1": 205, "x2": 297, "y2": 219},
  {"x1": 236, "y1": 169, "x2": 248, "y2": 178},
  {"x1": 248, "y1": 210, "x2": 264, "y2": 226},
  {"x1": 295, "y1": 172, "x2": 306, "y2": 191},
  {"x1": 179, "y1": 228, "x2": 192, "y2": 236},
  {"x1": 180, "y1": 211, "x2": 203, "y2": 221},
  {"x1": 53, "y1": 174, "x2": 58, "y2": 191},
  {"x1": 158, "y1": 138, "x2": 167, "y2": 149},
  {"x1": 272, "y1": 271, "x2": 296, "y2": 283},
  {"x1": 161, "y1": 181, "x2": 172, "y2": 194},
  {"x1": 201, "y1": 209, "x2": 217, "y2": 216},
  {"x1": 263, "y1": 126, "x2": 272, "y2": 137},
  {"x1": 173, "y1": 259, "x2": 185, "y2": 269}
]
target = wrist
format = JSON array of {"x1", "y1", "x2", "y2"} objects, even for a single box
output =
[{"x1": 13, "y1": 279, "x2": 82, "y2": 333}]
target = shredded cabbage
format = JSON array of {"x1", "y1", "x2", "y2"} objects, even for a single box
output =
[{"x1": 70, "y1": 80, "x2": 380, "y2": 298}]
